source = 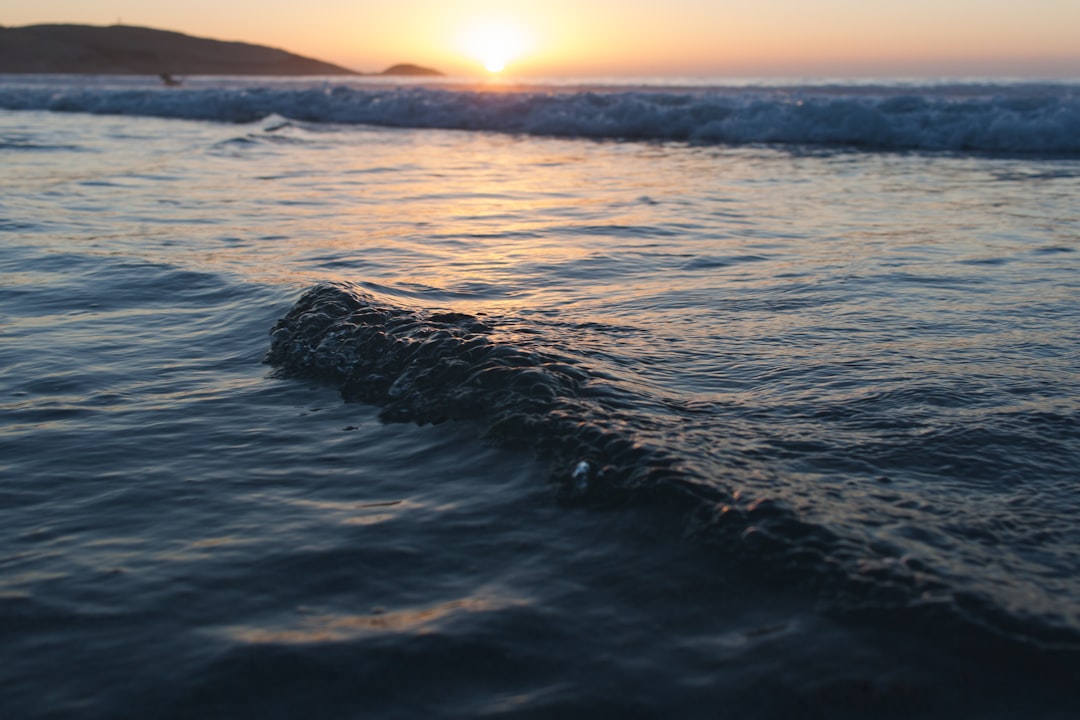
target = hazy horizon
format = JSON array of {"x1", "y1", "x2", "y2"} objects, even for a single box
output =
[{"x1": 5, "y1": 1, "x2": 1080, "y2": 79}]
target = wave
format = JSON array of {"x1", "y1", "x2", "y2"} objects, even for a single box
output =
[
  {"x1": 264, "y1": 281, "x2": 696, "y2": 507},
  {"x1": 267, "y1": 282, "x2": 1080, "y2": 654},
  {"x1": 3, "y1": 82, "x2": 1079, "y2": 155}
]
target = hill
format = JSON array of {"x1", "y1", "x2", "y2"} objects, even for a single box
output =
[{"x1": 0, "y1": 24, "x2": 443, "y2": 77}]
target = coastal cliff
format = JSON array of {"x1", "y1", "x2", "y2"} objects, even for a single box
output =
[{"x1": 0, "y1": 24, "x2": 442, "y2": 77}]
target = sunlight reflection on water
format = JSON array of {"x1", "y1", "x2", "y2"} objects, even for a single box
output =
[{"x1": 2, "y1": 106, "x2": 1079, "y2": 717}]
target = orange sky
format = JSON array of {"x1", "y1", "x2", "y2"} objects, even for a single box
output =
[{"x1": 6, "y1": 0, "x2": 1080, "y2": 77}]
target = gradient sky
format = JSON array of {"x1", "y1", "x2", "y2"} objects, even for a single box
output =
[{"x1": 5, "y1": 0, "x2": 1080, "y2": 77}]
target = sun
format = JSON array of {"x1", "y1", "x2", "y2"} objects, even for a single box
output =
[{"x1": 458, "y1": 19, "x2": 530, "y2": 74}]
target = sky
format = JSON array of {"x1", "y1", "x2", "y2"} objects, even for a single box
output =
[{"x1": 5, "y1": 0, "x2": 1080, "y2": 78}]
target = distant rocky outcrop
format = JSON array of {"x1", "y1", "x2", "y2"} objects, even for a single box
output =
[
  {"x1": 0, "y1": 24, "x2": 443, "y2": 77},
  {"x1": 379, "y1": 63, "x2": 442, "y2": 77}
]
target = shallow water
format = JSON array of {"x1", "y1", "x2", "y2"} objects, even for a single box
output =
[{"x1": 2, "y1": 80, "x2": 1080, "y2": 718}]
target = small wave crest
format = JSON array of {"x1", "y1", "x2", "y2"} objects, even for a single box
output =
[
  {"x1": 266, "y1": 282, "x2": 1080, "y2": 653},
  {"x1": 265, "y1": 282, "x2": 699, "y2": 507},
  {"x1": 3, "y1": 83, "x2": 1079, "y2": 155}
]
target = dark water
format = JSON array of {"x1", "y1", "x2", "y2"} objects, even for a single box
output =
[{"x1": 2, "y1": 84, "x2": 1080, "y2": 718}]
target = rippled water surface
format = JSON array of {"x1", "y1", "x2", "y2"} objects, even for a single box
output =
[{"x1": 2, "y1": 96, "x2": 1080, "y2": 719}]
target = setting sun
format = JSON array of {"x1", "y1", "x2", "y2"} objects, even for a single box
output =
[{"x1": 457, "y1": 18, "x2": 531, "y2": 74}]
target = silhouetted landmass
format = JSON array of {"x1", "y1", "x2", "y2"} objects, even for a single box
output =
[
  {"x1": 0, "y1": 24, "x2": 443, "y2": 77},
  {"x1": 378, "y1": 63, "x2": 443, "y2": 77}
]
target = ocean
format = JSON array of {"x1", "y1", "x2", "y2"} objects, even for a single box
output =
[{"x1": 1, "y1": 74, "x2": 1079, "y2": 719}]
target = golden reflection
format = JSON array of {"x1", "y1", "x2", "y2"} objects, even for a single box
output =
[
  {"x1": 278, "y1": 496, "x2": 413, "y2": 526},
  {"x1": 224, "y1": 596, "x2": 523, "y2": 644},
  {"x1": 190, "y1": 536, "x2": 253, "y2": 549}
]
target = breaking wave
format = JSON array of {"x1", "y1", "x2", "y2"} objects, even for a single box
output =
[{"x1": 2, "y1": 81, "x2": 1079, "y2": 155}]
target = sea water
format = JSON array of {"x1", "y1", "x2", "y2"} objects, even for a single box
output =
[{"x1": 1, "y1": 75, "x2": 1079, "y2": 719}]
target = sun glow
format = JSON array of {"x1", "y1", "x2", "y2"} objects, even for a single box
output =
[{"x1": 458, "y1": 19, "x2": 531, "y2": 74}]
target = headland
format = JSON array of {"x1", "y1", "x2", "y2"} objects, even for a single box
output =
[{"x1": 0, "y1": 24, "x2": 442, "y2": 77}]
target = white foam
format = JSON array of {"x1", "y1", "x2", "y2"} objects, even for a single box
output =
[{"x1": 1, "y1": 79, "x2": 1077, "y2": 155}]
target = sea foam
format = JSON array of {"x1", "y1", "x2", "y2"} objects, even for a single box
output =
[{"x1": 1, "y1": 80, "x2": 1078, "y2": 155}]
